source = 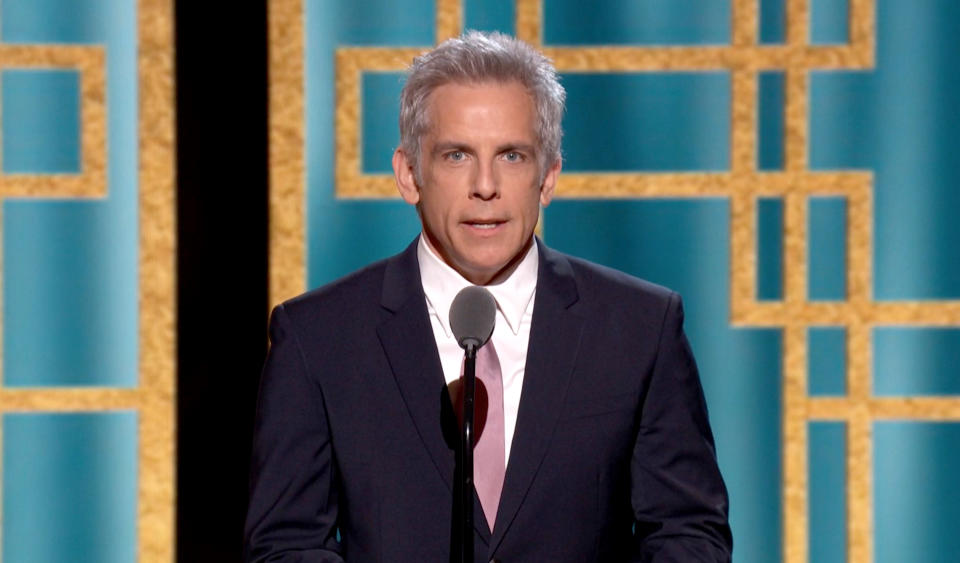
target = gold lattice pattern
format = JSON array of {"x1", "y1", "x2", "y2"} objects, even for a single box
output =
[
  {"x1": 267, "y1": 1, "x2": 960, "y2": 562},
  {"x1": 0, "y1": 1, "x2": 176, "y2": 559}
]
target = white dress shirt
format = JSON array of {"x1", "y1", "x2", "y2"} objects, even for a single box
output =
[{"x1": 417, "y1": 234, "x2": 538, "y2": 466}]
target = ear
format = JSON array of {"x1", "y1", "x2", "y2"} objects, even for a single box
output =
[
  {"x1": 539, "y1": 157, "x2": 562, "y2": 207},
  {"x1": 393, "y1": 149, "x2": 421, "y2": 205}
]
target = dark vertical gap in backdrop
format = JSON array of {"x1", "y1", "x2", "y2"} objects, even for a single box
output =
[{"x1": 175, "y1": 1, "x2": 269, "y2": 560}]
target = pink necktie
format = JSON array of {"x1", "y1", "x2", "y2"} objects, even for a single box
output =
[{"x1": 474, "y1": 340, "x2": 505, "y2": 532}]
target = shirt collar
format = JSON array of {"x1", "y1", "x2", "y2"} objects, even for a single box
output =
[{"x1": 417, "y1": 234, "x2": 539, "y2": 337}]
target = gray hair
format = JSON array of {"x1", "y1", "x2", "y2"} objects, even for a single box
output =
[{"x1": 398, "y1": 31, "x2": 565, "y2": 178}]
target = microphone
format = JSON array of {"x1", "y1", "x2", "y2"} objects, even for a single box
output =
[
  {"x1": 449, "y1": 286, "x2": 496, "y2": 351},
  {"x1": 448, "y1": 285, "x2": 495, "y2": 563}
]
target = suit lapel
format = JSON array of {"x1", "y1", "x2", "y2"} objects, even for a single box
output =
[
  {"x1": 491, "y1": 242, "x2": 583, "y2": 551},
  {"x1": 375, "y1": 240, "x2": 493, "y2": 543},
  {"x1": 376, "y1": 241, "x2": 457, "y2": 491}
]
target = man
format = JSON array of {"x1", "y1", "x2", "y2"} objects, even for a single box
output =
[{"x1": 245, "y1": 31, "x2": 731, "y2": 562}]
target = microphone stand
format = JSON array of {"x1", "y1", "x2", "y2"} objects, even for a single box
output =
[
  {"x1": 449, "y1": 285, "x2": 495, "y2": 563},
  {"x1": 460, "y1": 343, "x2": 477, "y2": 563}
]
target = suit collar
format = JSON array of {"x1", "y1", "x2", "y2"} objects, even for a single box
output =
[
  {"x1": 380, "y1": 238, "x2": 423, "y2": 313},
  {"x1": 531, "y1": 236, "x2": 579, "y2": 309},
  {"x1": 377, "y1": 238, "x2": 585, "y2": 550},
  {"x1": 382, "y1": 236, "x2": 574, "y2": 314},
  {"x1": 417, "y1": 234, "x2": 539, "y2": 337},
  {"x1": 378, "y1": 239, "x2": 493, "y2": 542},
  {"x1": 490, "y1": 240, "x2": 584, "y2": 551}
]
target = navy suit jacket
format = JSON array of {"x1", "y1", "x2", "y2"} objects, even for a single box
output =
[{"x1": 244, "y1": 239, "x2": 732, "y2": 562}]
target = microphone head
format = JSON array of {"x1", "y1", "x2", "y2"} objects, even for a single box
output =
[{"x1": 449, "y1": 286, "x2": 496, "y2": 350}]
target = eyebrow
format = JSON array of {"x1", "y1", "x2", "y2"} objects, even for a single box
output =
[
  {"x1": 431, "y1": 141, "x2": 470, "y2": 155},
  {"x1": 431, "y1": 141, "x2": 538, "y2": 155},
  {"x1": 498, "y1": 143, "x2": 537, "y2": 155}
]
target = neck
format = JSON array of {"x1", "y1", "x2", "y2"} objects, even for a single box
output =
[{"x1": 421, "y1": 233, "x2": 534, "y2": 286}]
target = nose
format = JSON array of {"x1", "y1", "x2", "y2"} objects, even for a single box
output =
[{"x1": 471, "y1": 159, "x2": 499, "y2": 201}]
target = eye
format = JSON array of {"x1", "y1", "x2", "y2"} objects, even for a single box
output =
[
  {"x1": 503, "y1": 151, "x2": 524, "y2": 162},
  {"x1": 445, "y1": 150, "x2": 466, "y2": 162}
]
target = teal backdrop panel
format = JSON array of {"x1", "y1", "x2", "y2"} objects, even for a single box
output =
[
  {"x1": 759, "y1": 0, "x2": 786, "y2": 44},
  {"x1": 0, "y1": 0, "x2": 140, "y2": 561},
  {"x1": 874, "y1": 422, "x2": 960, "y2": 563},
  {"x1": 809, "y1": 327, "x2": 846, "y2": 396},
  {"x1": 465, "y1": 0, "x2": 515, "y2": 35},
  {"x1": 305, "y1": 0, "x2": 428, "y2": 289},
  {"x1": 1, "y1": 70, "x2": 81, "y2": 174},
  {"x1": 1, "y1": 0, "x2": 138, "y2": 387},
  {"x1": 561, "y1": 73, "x2": 730, "y2": 172},
  {"x1": 757, "y1": 197, "x2": 784, "y2": 300},
  {"x1": 543, "y1": 0, "x2": 730, "y2": 45},
  {"x1": 303, "y1": 1, "x2": 960, "y2": 561},
  {"x1": 808, "y1": 196, "x2": 846, "y2": 301},
  {"x1": 808, "y1": 3, "x2": 960, "y2": 556},
  {"x1": 811, "y1": 0, "x2": 850, "y2": 44},
  {"x1": 808, "y1": 421, "x2": 847, "y2": 563},
  {"x1": 810, "y1": 0, "x2": 960, "y2": 301},
  {"x1": 873, "y1": 328, "x2": 960, "y2": 396},
  {"x1": 2, "y1": 412, "x2": 138, "y2": 563},
  {"x1": 757, "y1": 71, "x2": 785, "y2": 170},
  {"x1": 361, "y1": 72, "x2": 405, "y2": 174}
]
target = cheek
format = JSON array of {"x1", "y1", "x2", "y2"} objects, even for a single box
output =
[
  {"x1": 521, "y1": 185, "x2": 546, "y2": 214},
  {"x1": 431, "y1": 163, "x2": 471, "y2": 185},
  {"x1": 500, "y1": 163, "x2": 537, "y2": 181},
  {"x1": 420, "y1": 194, "x2": 459, "y2": 230},
  {"x1": 500, "y1": 168, "x2": 542, "y2": 203}
]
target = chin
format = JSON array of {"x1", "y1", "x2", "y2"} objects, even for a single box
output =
[{"x1": 472, "y1": 258, "x2": 517, "y2": 281}]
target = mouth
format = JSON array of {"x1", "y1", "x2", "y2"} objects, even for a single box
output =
[{"x1": 463, "y1": 219, "x2": 505, "y2": 230}]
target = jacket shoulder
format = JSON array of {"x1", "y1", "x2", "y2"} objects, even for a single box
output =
[
  {"x1": 275, "y1": 256, "x2": 391, "y2": 327},
  {"x1": 561, "y1": 252, "x2": 677, "y2": 310}
]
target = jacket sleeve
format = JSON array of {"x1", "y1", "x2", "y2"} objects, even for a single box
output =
[
  {"x1": 244, "y1": 304, "x2": 345, "y2": 563},
  {"x1": 630, "y1": 293, "x2": 733, "y2": 562}
]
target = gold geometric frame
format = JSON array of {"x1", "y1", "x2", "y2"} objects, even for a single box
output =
[
  {"x1": 268, "y1": 1, "x2": 960, "y2": 561},
  {"x1": 0, "y1": 0, "x2": 175, "y2": 559}
]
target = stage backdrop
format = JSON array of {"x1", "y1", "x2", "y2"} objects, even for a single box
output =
[
  {"x1": 269, "y1": 1, "x2": 960, "y2": 562},
  {"x1": 0, "y1": 0, "x2": 174, "y2": 562}
]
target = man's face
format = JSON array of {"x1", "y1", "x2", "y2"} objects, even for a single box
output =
[{"x1": 393, "y1": 81, "x2": 560, "y2": 285}]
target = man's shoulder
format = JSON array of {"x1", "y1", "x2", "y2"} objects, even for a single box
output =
[
  {"x1": 544, "y1": 246, "x2": 676, "y2": 308},
  {"x1": 275, "y1": 254, "x2": 395, "y2": 325}
]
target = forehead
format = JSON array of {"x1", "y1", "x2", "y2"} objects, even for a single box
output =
[{"x1": 424, "y1": 80, "x2": 537, "y2": 134}]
